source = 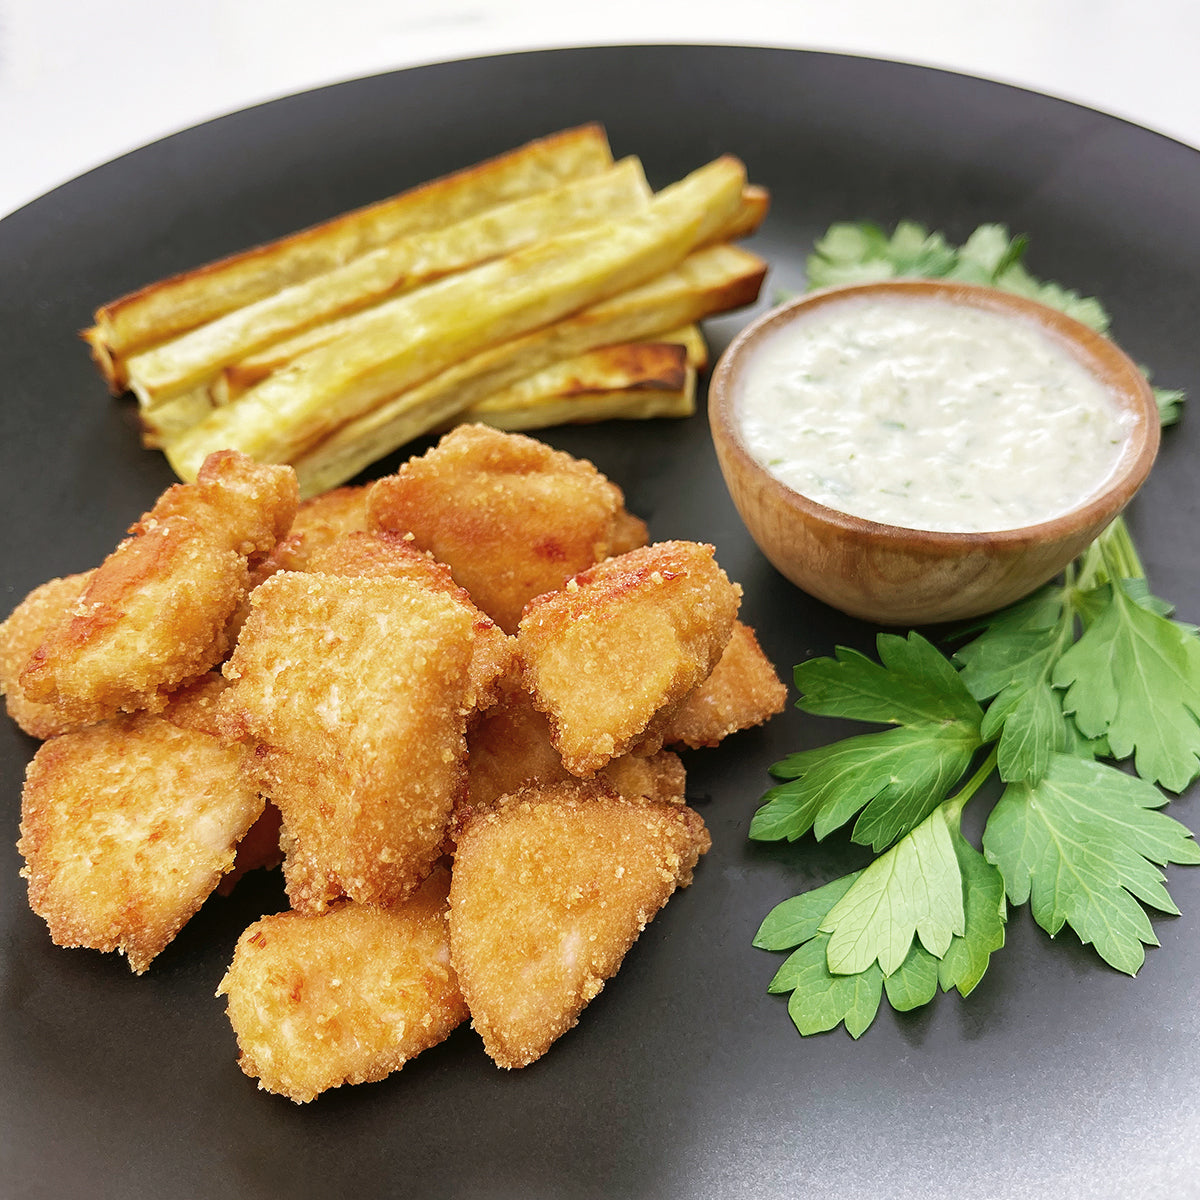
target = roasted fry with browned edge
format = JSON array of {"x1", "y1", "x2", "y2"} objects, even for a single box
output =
[
  {"x1": 126, "y1": 159, "x2": 653, "y2": 409},
  {"x1": 165, "y1": 156, "x2": 748, "y2": 480},
  {"x1": 85, "y1": 124, "x2": 616, "y2": 389},
  {"x1": 87, "y1": 126, "x2": 768, "y2": 491},
  {"x1": 288, "y1": 243, "x2": 764, "y2": 497}
]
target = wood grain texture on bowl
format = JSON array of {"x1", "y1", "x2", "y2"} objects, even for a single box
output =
[{"x1": 709, "y1": 279, "x2": 1160, "y2": 625}]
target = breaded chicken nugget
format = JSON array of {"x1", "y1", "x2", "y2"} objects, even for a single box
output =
[
  {"x1": 463, "y1": 685, "x2": 685, "y2": 821},
  {"x1": 262, "y1": 484, "x2": 370, "y2": 574},
  {"x1": 219, "y1": 571, "x2": 474, "y2": 907},
  {"x1": 517, "y1": 540, "x2": 740, "y2": 775},
  {"x1": 650, "y1": 620, "x2": 786, "y2": 749},
  {"x1": 218, "y1": 866, "x2": 467, "y2": 1103},
  {"x1": 17, "y1": 683, "x2": 263, "y2": 973},
  {"x1": 20, "y1": 450, "x2": 298, "y2": 718},
  {"x1": 368, "y1": 424, "x2": 646, "y2": 633},
  {"x1": 307, "y1": 530, "x2": 517, "y2": 711},
  {"x1": 216, "y1": 802, "x2": 285, "y2": 897},
  {"x1": 0, "y1": 571, "x2": 103, "y2": 738},
  {"x1": 278, "y1": 823, "x2": 345, "y2": 915},
  {"x1": 449, "y1": 780, "x2": 710, "y2": 1068}
]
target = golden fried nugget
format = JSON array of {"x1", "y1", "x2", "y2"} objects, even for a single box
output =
[
  {"x1": 263, "y1": 484, "x2": 370, "y2": 574},
  {"x1": 17, "y1": 689, "x2": 263, "y2": 973},
  {"x1": 651, "y1": 621, "x2": 786, "y2": 749},
  {"x1": 217, "y1": 802, "x2": 285, "y2": 897},
  {"x1": 218, "y1": 867, "x2": 467, "y2": 1103},
  {"x1": 367, "y1": 424, "x2": 645, "y2": 633},
  {"x1": 600, "y1": 749, "x2": 687, "y2": 805},
  {"x1": 0, "y1": 572, "x2": 103, "y2": 738},
  {"x1": 517, "y1": 540, "x2": 740, "y2": 775},
  {"x1": 278, "y1": 823, "x2": 345, "y2": 915},
  {"x1": 20, "y1": 451, "x2": 298, "y2": 718},
  {"x1": 449, "y1": 781, "x2": 710, "y2": 1068},
  {"x1": 463, "y1": 685, "x2": 685, "y2": 822},
  {"x1": 607, "y1": 507, "x2": 650, "y2": 556},
  {"x1": 219, "y1": 571, "x2": 474, "y2": 907},
  {"x1": 306, "y1": 530, "x2": 517, "y2": 711}
]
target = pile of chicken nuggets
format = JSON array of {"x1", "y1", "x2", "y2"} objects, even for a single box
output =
[{"x1": 0, "y1": 424, "x2": 785, "y2": 1102}]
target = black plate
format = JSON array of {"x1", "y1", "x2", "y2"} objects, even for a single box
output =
[{"x1": 2, "y1": 46, "x2": 1198, "y2": 1200}]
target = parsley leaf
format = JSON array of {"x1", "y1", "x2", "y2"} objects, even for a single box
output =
[
  {"x1": 797, "y1": 632, "x2": 980, "y2": 726},
  {"x1": 754, "y1": 804, "x2": 1008, "y2": 1034},
  {"x1": 751, "y1": 723, "x2": 980, "y2": 851},
  {"x1": 955, "y1": 592, "x2": 1074, "y2": 783},
  {"x1": 937, "y1": 827, "x2": 1007, "y2": 997},
  {"x1": 750, "y1": 633, "x2": 983, "y2": 851},
  {"x1": 820, "y1": 803, "x2": 965, "y2": 975},
  {"x1": 1053, "y1": 577, "x2": 1200, "y2": 792},
  {"x1": 982, "y1": 754, "x2": 1200, "y2": 974},
  {"x1": 753, "y1": 220, "x2": 1198, "y2": 1040}
]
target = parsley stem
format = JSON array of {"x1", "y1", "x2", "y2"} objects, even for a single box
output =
[
  {"x1": 942, "y1": 745, "x2": 1000, "y2": 825},
  {"x1": 1097, "y1": 515, "x2": 1146, "y2": 581}
]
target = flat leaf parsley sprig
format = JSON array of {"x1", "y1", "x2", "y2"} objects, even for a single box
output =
[{"x1": 752, "y1": 223, "x2": 1199, "y2": 1038}]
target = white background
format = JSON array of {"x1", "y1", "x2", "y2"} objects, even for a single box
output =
[{"x1": 1, "y1": 0, "x2": 1197, "y2": 219}]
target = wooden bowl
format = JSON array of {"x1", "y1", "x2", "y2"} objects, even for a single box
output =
[{"x1": 708, "y1": 279, "x2": 1161, "y2": 625}]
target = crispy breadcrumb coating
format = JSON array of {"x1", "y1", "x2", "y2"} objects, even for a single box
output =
[
  {"x1": 278, "y1": 823, "x2": 346, "y2": 915},
  {"x1": 0, "y1": 572, "x2": 102, "y2": 738},
  {"x1": 517, "y1": 540, "x2": 740, "y2": 775},
  {"x1": 368, "y1": 424, "x2": 646, "y2": 633},
  {"x1": 216, "y1": 802, "x2": 284, "y2": 897},
  {"x1": 650, "y1": 620, "x2": 786, "y2": 749},
  {"x1": 19, "y1": 451, "x2": 298, "y2": 718},
  {"x1": 306, "y1": 530, "x2": 517, "y2": 711},
  {"x1": 463, "y1": 684, "x2": 686, "y2": 824},
  {"x1": 17, "y1": 682, "x2": 263, "y2": 973},
  {"x1": 218, "y1": 867, "x2": 467, "y2": 1103},
  {"x1": 219, "y1": 571, "x2": 474, "y2": 907},
  {"x1": 450, "y1": 780, "x2": 710, "y2": 1068},
  {"x1": 262, "y1": 484, "x2": 370, "y2": 574}
]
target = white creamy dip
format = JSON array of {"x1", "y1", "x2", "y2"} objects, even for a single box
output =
[{"x1": 736, "y1": 294, "x2": 1134, "y2": 532}]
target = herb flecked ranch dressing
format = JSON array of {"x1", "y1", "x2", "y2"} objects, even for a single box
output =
[{"x1": 737, "y1": 294, "x2": 1135, "y2": 532}]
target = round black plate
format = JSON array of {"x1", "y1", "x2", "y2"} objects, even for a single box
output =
[{"x1": 1, "y1": 46, "x2": 1197, "y2": 1200}]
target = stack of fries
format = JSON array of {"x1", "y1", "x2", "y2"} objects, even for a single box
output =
[{"x1": 84, "y1": 125, "x2": 768, "y2": 498}]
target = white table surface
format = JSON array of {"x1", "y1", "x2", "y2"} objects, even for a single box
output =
[{"x1": 2, "y1": 0, "x2": 1198, "y2": 221}]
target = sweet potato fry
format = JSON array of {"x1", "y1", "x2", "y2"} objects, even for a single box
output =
[
  {"x1": 126, "y1": 158, "x2": 652, "y2": 408},
  {"x1": 286, "y1": 242, "x2": 765, "y2": 496},
  {"x1": 164, "y1": 156, "x2": 747, "y2": 480},
  {"x1": 85, "y1": 124, "x2": 615, "y2": 388},
  {"x1": 453, "y1": 334, "x2": 700, "y2": 432}
]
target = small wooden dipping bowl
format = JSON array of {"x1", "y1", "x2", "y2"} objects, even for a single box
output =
[{"x1": 708, "y1": 279, "x2": 1161, "y2": 625}]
